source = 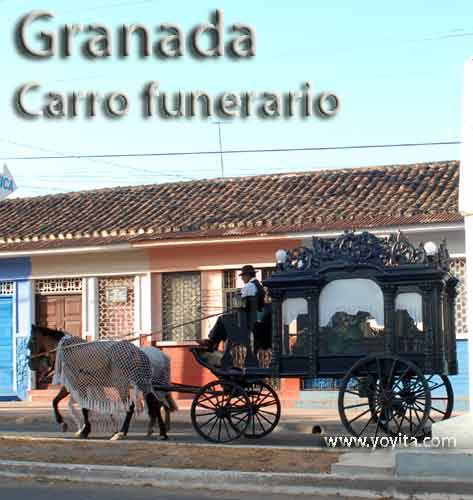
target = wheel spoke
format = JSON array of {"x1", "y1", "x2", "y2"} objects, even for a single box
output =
[
  {"x1": 344, "y1": 402, "x2": 371, "y2": 410},
  {"x1": 345, "y1": 389, "x2": 363, "y2": 397},
  {"x1": 387, "y1": 359, "x2": 397, "y2": 388},
  {"x1": 374, "y1": 411, "x2": 381, "y2": 441},
  {"x1": 411, "y1": 405, "x2": 423, "y2": 425},
  {"x1": 430, "y1": 406, "x2": 447, "y2": 416},
  {"x1": 255, "y1": 412, "x2": 267, "y2": 431},
  {"x1": 257, "y1": 410, "x2": 274, "y2": 426},
  {"x1": 258, "y1": 400, "x2": 277, "y2": 409},
  {"x1": 253, "y1": 392, "x2": 272, "y2": 406},
  {"x1": 208, "y1": 415, "x2": 219, "y2": 436},
  {"x1": 217, "y1": 419, "x2": 223, "y2": 441},
  {"x1": 356, "y1": 412, "x2": 376, "y2": 437},
  {"x1": 198, "y1": 396, "x2": 219, "y2": 408},
  {"x1": 195, "y1": 411, "x2": 217, "y2": 417},
  {"x1": 347, "y1": 407, "x2": 372, "y2": 425},
  {"x1": 198, "y1": 414, "x2": 218, "y2": 428},
  {"x1": 197, "y1": 403, "x2": 219, "y2": 411},
  {"x1": 231, "y1": 413, "x2": 248, "y2": 425},
  {"x1": 428, "y1": 382, "x2": 445, "y2": 392},
  {"x1": 396, "y1": 411, "x2": 407, "y2": 433},
  {"x1": 392, "y1": 367, "x2": 411, "y2": 391},
  {"x1": 222, "y1": 418, "x2": 232, "y2": 441},
  {"x1": 258, "y1": 410, "x2": 277, "y2": 418}
]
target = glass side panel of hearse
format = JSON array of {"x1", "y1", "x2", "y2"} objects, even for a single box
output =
[
  {"x1": 394, "y1": 291, "x2": 425, "y2": 354},
  {"x1": 318, "y1": 278, "x2": 386, "y2": 356},
  {"x1": 278, "y1": 296, "x2": 312, "y2": 375}
]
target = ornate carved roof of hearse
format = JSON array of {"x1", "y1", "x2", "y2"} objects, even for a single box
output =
[
  {"x1": 0, "y1": 160, "x2": 461, "y2": 252},
  {"x1": 278, "y1": 231, "x2": 452, "y2": 273}
]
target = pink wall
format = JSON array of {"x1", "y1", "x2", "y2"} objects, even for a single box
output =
[{"x1": 148, "y1": 239, "x2": 301, "y2": 272}]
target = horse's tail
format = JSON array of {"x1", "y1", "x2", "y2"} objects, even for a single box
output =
[{"x1": 165, "y1": 392, "x2": 179, "y2": 412}]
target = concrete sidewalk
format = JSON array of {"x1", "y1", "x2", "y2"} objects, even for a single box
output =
[{"x1": 1, "y1": 458, "x2": 473, "y2": 499}]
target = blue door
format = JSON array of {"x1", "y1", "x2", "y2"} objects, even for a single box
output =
[{"x1": 0, "y1": 297, "x2": 13, "y2": 396}]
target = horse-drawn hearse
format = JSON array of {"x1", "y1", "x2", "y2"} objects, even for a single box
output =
[
  {"x1": 28, "y1": 230, "x2": 458, "y2": 444},
  {"x1": 180, "y1": 230, "x2": 458, "y2": 443}
]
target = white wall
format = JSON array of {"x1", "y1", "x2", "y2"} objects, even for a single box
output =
[{"x1": 31, "y1": 250, "x2": 151, "y2": 278}]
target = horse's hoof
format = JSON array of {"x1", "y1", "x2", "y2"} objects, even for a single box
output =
[
  {"x1": 110, "y1": 432, "x2": 126, "y2": 441},
  {"x1": 74, "y1": 430, "x2": 82, "y2": 437},
  {"x1": 61, "y1": 422, "x2": 68, "y2": 433},
  {"x1": 80, "y1": 433, "x2": 89, "y2": 439},
  {"x1": 160, "y1": 434, "x2": 168, "y2": 441}
]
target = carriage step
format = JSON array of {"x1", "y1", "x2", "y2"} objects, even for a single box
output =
[{"x1": 331, "y1": 451, "x2": 395, "y2": 476}]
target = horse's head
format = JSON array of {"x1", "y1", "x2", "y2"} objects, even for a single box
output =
[{"x1": 28, "y1": 325, "x2": 64, "y2": 371}]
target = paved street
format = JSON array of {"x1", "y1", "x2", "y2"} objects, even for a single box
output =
[
  {"x1": 0, "y1": 478, "x2": 368, "y2": 500},
  {"x1": 0, "y1": 404, "x2": 345, "y2": 447}
]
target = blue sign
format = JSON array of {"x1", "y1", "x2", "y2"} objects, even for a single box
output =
[{"x1": 0, "y1": 165, "x2": 17, "y2": 200}]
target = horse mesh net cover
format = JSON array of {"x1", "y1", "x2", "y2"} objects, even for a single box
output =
[{"x1": 53, "y1": 336, "x2": 164, "y2": 431}]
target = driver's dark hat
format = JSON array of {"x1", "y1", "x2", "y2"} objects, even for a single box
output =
[{"x1": 239, "y1": 265, "x2": 256, "y2": 277}]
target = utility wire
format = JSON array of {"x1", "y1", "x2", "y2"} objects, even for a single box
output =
[
  {"x1": 1, "y1": 140, "x2": 460, "y2": 161},
  {"x1": 0, "y1": 137, "x2": 195, "y2": 180}
]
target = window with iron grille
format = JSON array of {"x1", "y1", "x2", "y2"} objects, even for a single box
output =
[
  {"x1": 222, "y1": 270, "x2": 239, "y2": 312},
  {"x1": 261, "y1": 267, "x2": 274, "y2": 282},
  {"x1": 162, "y1": 272, "x2": 201, "y2": 341},
  {"x1": 0, "y1": 281, "x2": 14, "y2": 296},
  {"x1": 35, "y1": 278, "x2": 82, "y2": 295}
]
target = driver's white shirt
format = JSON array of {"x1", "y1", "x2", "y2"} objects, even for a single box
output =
[{"x1": 240, "y1": 277, "x2": 258, "y2": 298}]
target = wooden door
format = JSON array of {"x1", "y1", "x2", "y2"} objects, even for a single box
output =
[
  {"x1": 36, "y1": 294, "x2": 82, "y2": 336},
  {"x1": 63, "y1": 295, "x2": 82, "y2": 336}
]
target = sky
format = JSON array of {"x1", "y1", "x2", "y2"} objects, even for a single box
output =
[{"x1": 0, "y1": 0, "x2": 472, "y2": 198}]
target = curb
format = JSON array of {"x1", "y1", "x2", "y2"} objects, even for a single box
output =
[
  {"x1": 0, "y1": 460, "x2": 473, "y2": 499},
  {"x1": 0, "y1": 434, "x2": 341, "y2": 452}
]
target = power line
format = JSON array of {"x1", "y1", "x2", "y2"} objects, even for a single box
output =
[
  {"x1": 0, "y1": 138, "x2": 195, "y2": 180},
  {"x1": 0, "y1": 140, "x2": 461, "y2": 162}
]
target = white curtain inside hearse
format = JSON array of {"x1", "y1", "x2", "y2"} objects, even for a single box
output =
[{"x1": 319, "y1": 278, "x2": 385, "y2": 328}]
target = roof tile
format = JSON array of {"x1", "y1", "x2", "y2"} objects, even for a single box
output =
[{"x1": 0, "y1": 160, "x2": 462, "y2": 252}]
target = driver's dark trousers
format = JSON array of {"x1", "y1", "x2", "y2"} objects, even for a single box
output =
[
  {"x1": 207, "y1": 316, "x2": 228, "y2": 352},
  {"x1": 207, "y1": 307, "x2": 272, "y2": 352}
]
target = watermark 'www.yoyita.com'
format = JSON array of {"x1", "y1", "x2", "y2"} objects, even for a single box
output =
[{"x1": 324, "y1": 434, "x2": 457, "y2": 449}]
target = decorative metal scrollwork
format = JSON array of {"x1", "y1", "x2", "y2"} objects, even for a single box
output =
[{"x1": 278, "y1": 230, "x2": 450, "y2": 271}]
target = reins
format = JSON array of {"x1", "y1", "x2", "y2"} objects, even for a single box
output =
[{"x1": 30, "y1": 309, "x2": 231, "y2": 360}]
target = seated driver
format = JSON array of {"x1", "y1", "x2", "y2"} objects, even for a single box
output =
[{"x1": 207, "y1": 265, "x2": 265, "y2": 352}]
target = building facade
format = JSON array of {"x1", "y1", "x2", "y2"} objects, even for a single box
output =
[{"x1": 0, "y1": 160, "x2": 467, "y2": 405}]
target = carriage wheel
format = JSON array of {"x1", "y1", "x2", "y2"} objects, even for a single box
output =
[
  {"x1": 243, "y1": 381, "x2": 281, "y2": 439},
  {"x1": 338, "y1": 355, "x2": 431, "y2": 439},
  {"x1": 374, "y1": 374, "x2": 453, "y2": 438},
  {"x1": 422, "y1": 375, "x2": 454, "y2": 429},
  {"x1": 191, "y1": 380, "x2": 250, "y2": 443}
]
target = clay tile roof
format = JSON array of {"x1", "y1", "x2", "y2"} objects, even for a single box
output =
[{"x1": 0, "y1": 160, "x2": 462, "y2": 252}]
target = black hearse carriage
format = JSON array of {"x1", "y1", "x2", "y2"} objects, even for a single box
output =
[{"x1": 183, "y1": 230, "x2": 458, "y2": 443}]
